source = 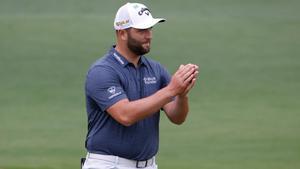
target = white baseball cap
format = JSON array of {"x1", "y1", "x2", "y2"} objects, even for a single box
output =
[{"x1": 114, "y1": 2, "x2": 166, "y2": 30}]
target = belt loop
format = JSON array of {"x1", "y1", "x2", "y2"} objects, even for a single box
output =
[{"x1": 115, "y1": 156, "x2": 119, "y2": 164}]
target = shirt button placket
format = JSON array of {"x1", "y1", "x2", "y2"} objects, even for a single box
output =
[{"x1": 136, "y1": 68, "x2": 141, "y2": 97}]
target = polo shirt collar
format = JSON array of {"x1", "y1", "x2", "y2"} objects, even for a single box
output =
[{"x1": 109, "y1": 46, "x2": 147, "y2": 67}]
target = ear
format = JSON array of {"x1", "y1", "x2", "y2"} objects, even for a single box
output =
[{"x1": 118, "y1": 30, "x2": 128, "y2": 41}]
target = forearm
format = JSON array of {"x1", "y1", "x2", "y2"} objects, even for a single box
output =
[
  {"x1": 107, "y1": 86, "x2": 174, "y2": 126},
  {"x1": 164, "y1": 96, "x2": 189, "y2": 125},
  {"x1": 127, "y1": 88, "x2": 174, "y2": 121},
  {"x1": 107, "y1": 64, "x2": 198, "y2": 126}
]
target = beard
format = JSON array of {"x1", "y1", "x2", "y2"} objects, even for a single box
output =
[{"x1": 126, "y1": 31, "x2": 150, "y2": 56}]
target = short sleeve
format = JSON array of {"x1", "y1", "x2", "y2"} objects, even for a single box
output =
[
  {"x1": 85, "y1": 66, "x2": 127, "y2": 111},
  {"x1": 159, "y1": 64, "x2": 171, "y2": 88},
  {"x1": 157, "y1": 64, "x2": 174, "y2": 111}
]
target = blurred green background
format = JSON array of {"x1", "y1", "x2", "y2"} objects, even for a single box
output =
[{"x1": 0, "y1": 0, "x2": 300, "y2": 169}]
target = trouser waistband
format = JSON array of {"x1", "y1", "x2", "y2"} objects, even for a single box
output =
[{"x1": 87, "y1": 152, "x2": 155, "y2": 168}]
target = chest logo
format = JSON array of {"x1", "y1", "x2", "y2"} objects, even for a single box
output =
[{"x1": 144, "y1": 77, "x2": 157, "y2": 84}]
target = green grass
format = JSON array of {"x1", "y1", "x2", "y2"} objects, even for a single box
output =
[{"x1": 1, "y1": 0, "x2": 300, "y2": 169}]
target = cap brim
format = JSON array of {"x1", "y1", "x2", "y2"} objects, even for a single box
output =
[{"x1": 132, "y1": 18, "x2": 166, "y2": 29}]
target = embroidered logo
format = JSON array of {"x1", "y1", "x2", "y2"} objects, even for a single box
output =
[
  {"x1": 144, "y1": 77, "x2": 157, "y2": 84},
  {"x1": 138, "y1": 8, "x2": 150, "y2": 16},
  {"x1": 115, "y1": 19, "x2": 129, "y2": 27},
  {"x1": 107, "y1": 86, "x2": 122, "y2": 99},
  {"x1": 107, "y1": 86, "x2": 116, "y2": 94}
]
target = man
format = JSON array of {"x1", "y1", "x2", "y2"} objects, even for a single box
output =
[{"x1": 83, "y1": 2, "x2": 199, "y2": 169}]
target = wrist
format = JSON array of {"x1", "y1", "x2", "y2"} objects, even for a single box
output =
[
  {"x1": 178, "y1": 94, "x2": 188, "y2": 100},
  {"x1": 164, "y1": 85, "x2": 177, "y2": 98}
]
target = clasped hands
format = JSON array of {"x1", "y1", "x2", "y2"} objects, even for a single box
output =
[{"x1": 167, "y1": 63, "x2": 199, "y2": 97}]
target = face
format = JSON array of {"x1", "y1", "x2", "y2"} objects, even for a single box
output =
[{"x1": 126, "y1": 28, "x2": 152, "y2": 56}]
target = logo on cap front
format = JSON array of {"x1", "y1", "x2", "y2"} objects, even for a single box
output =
[{"x1": 138, "y1": 8, "x2": 150, "y2": 16}]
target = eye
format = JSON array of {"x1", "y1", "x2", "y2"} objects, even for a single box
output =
[{"x1": 140, "y1": 28, "x2": 152, "y2": 32}]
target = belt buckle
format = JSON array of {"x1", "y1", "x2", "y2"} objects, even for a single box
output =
[{"x1": 136, "y1": 160, "x2": 148, "y2": 168}]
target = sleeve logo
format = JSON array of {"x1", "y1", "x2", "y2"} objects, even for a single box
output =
[
  {"x1": 107, "y1": 86, "x2": 122, "y2": 99},
  {"x1": 107, "y1": 86, "x2": 116, "y2": 94}
]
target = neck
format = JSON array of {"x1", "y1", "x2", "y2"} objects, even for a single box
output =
[{"x1": 115, "y1": 43, "x2": 140, "y2": 67}]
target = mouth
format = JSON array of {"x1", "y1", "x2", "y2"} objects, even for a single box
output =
[{"x1": 143, "y1": 41, "x2": 151, "y2": 48}]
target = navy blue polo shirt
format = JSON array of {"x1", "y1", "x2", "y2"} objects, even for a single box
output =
[{"x1": 85, "y1": 46, "x2": 171, "y2": 160}]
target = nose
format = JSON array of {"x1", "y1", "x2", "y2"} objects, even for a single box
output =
[{"x1": 145, "y1": 29, "x2": 152, "y2": 39}]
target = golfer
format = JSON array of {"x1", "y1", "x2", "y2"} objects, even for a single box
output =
[{"x1": 83, "y1": 2, "x2": 199, "y2": 169}]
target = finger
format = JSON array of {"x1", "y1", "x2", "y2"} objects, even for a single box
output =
[
  {"x1": 184, "y1": 68, "x2": 199, "y2": 82},
  {"x1": 185, "y1": 78, "x2": 196, "y2": 93},
  {"x1": 193, "y1": 71, "x2": 199, "y2": 78},
  {"x1": 183, "y1": 73, "x2": 195, "y2": 85},
  {"x1": 184, "y1": 64, "x2": 195, "y2": 71},
  {"x1": 193, "y1": 64, "x2": 199, "y2": 70},
  {"x1": 189, "y1": 78, "x2": 196, "y2": 89},
  {"x1": 188, "y1": 64, "x2": 199, "y2": 72},
  {"x1": 179, "y1": 64, "x2": 193, "y2": 72},
  {"x1": 180, "y1": 78, "x2": 196, "y2": 96},
  {"x1": 174, "y1": 64, "x2": 185, "y2": 76},
  {"x1": 177, "y1": 64, "x2": 198, "y2": 82},
  {"x1": 179, "y1": 64, "x2": 195, "y2": 78}
]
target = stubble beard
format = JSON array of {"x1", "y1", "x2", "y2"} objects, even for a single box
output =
[{"x1": 127, "y1": 32, "x2": 150, "y2": 56}]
